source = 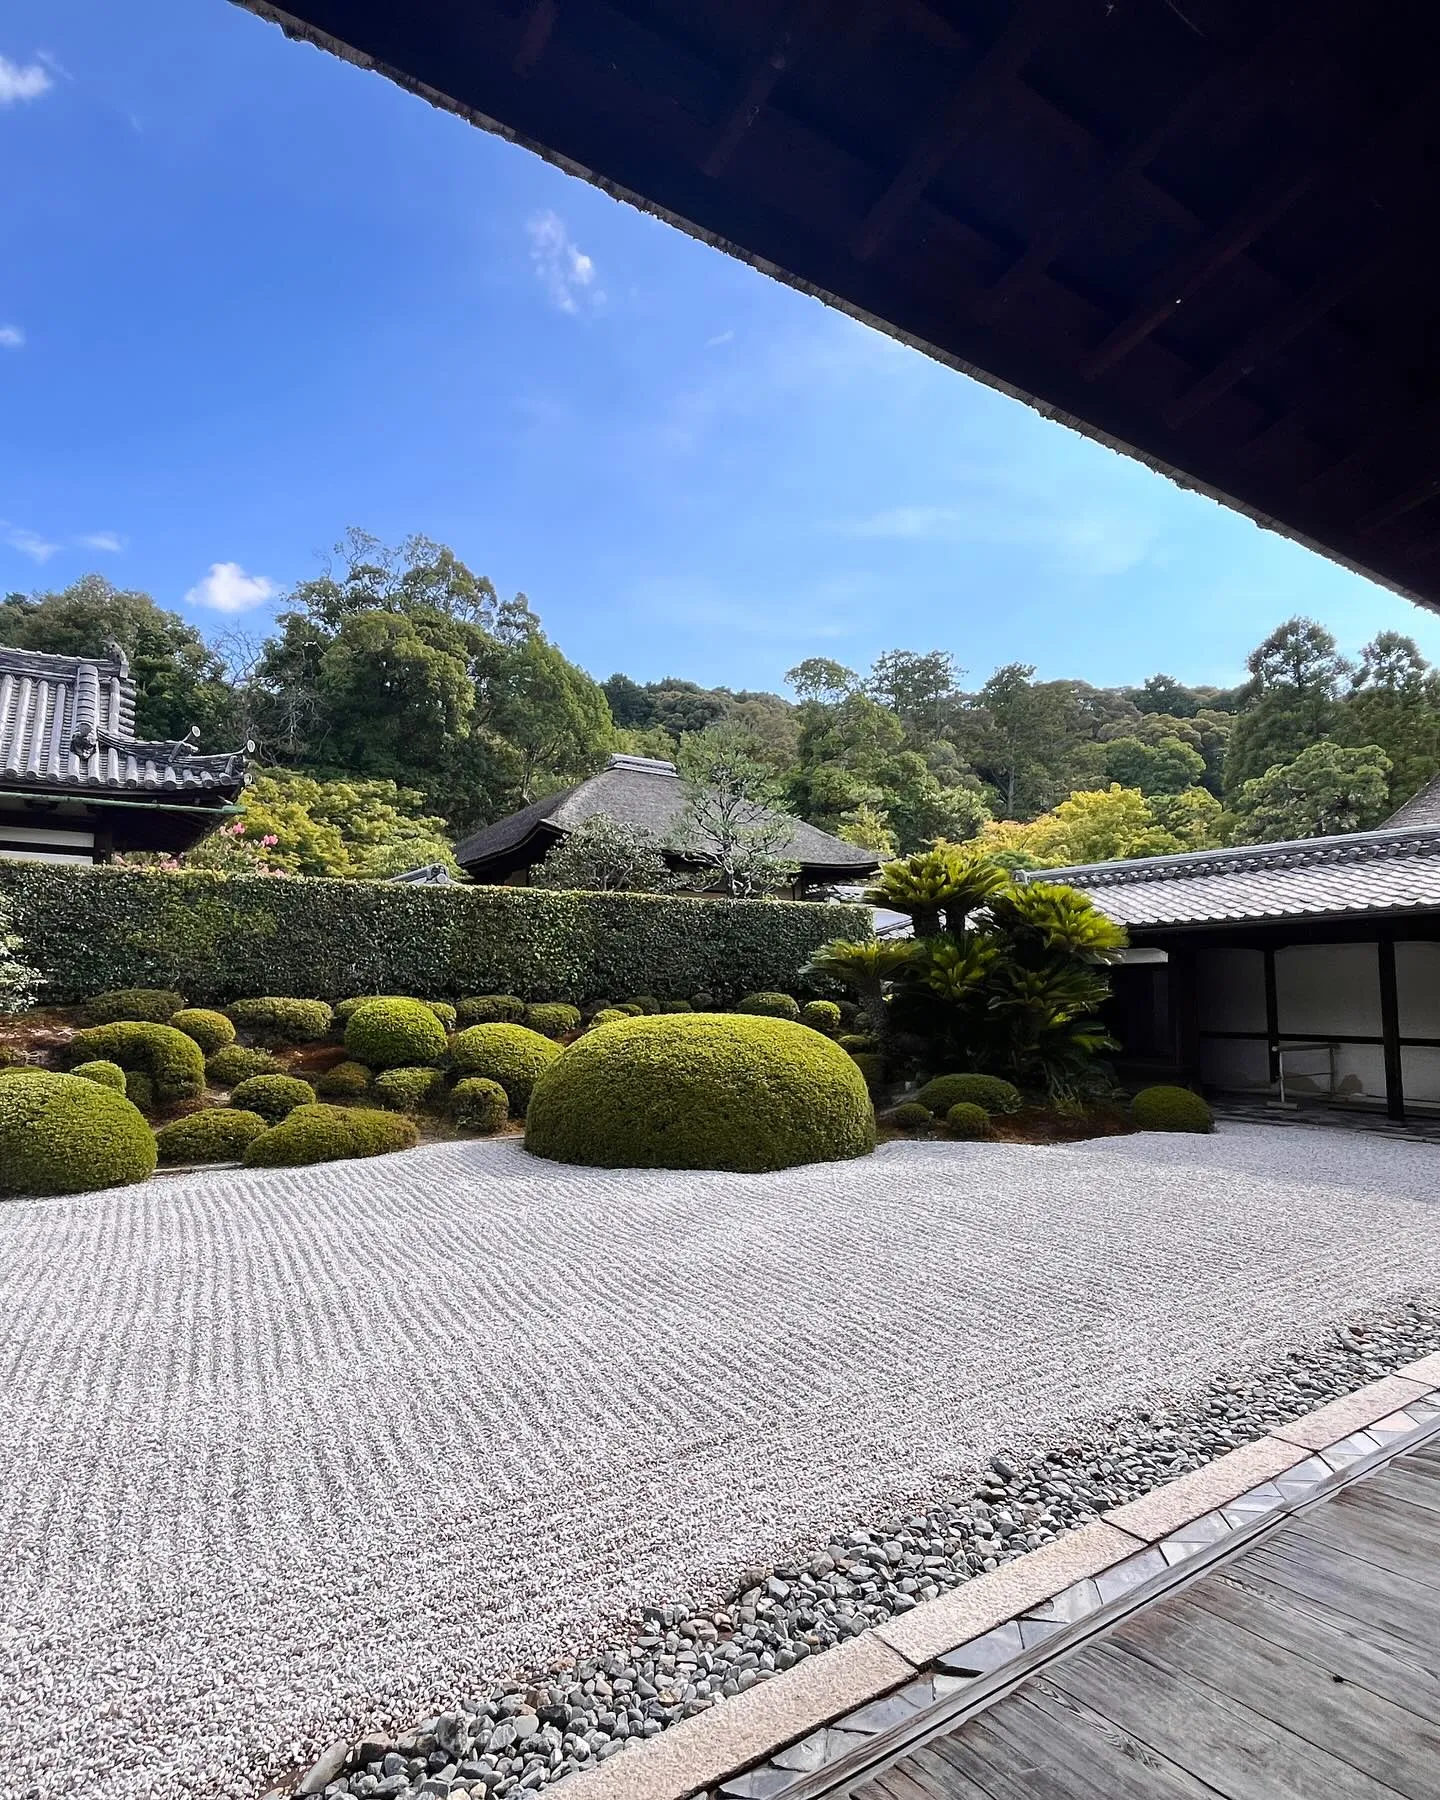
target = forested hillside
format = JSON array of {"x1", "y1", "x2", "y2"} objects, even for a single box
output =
[{"x1": 5, "y1": 528, "x2": 1438, "y2": 878}]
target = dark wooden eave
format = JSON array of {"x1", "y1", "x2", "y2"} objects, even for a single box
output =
[{"x1": 230, "y1": 0, "x2": 1440, "y2": 609}]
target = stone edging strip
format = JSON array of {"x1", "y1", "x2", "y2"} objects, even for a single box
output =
[{"x1": 556, "y1": 1357, "x2": 1440, "y2": 1800}]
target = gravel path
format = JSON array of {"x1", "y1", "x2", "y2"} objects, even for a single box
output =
[{"x1": 2, "y1": 1126, "x2": 1439, "y2": 1800}]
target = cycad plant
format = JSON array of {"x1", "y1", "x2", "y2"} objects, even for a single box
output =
[
  {"x1": 865, "y1": 843, "x2": 1007, "y2": 938},
  {"x1": 803, "y1": 937, "x2": 914, "y2": 1054}
]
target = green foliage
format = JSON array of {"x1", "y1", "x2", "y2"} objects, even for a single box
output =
[
  {"x1": 524, "y1": 1014, "x2": 875, "y2": 1172},
  {"x1": 660, "y1": 999, "x2": 694, "y2": 1013},
  {"x1": 227, "y1": 997, "x2": 334, "y2": 1044},
  {"x1": 945, "y1": 1102, "x2": 993, "y2": 1140},
  {"x1": 838, "y1": 1033, "x2": 876, "y2": 1051},
  {"x1": 344, "y1": 997, "x2": 448, "y2": 1069},
  {"x1": 891, "y1": 1102, "x2": 933, "y2": 1130},
  {"x1": 800, "y1": 999, "x2": 842, "y2": 1033},
  {"x1": 588, "y1": 1007, "x2": 631, "y2": 1027},
  {"x1": 169, "y1": 1008, "x2": 236, "y2": 1053},
  {"x1": 1131, "y1": 1084, "x2": 1215, "y2": 1133},
  {"x1": 1231, "y1": 741, "x2": 1392, "y2": 842},
  {"x1": 243, "y1": 1103, "x2": 420, "y2": 1167},
  {"x1": 373, "y1": 1065, "x2": 447, "y2": 1113},
  {"x1": 154, "y1": 1108, "x2": 269, "y2": 1164},
  {"x1": 450, "y1": 1076, "x2": 510, "y2": 1134},
  {"x1": 334, "y1": 995, "x2": 455, "y2": 1028},
  {"x1": 126, "y1": 1071, "x2": 155, "y2": 1113},
  {"x1": 314, "y1": 1059, "x2": 372, "y2": 1097},
  {"x1": 206, "y1": 769, "x2": 462, "y2": 881},
  {"x1": 450, "y1": 1023, "x2": 563, "y2": 1115},
  {"x1": 1224, "y1": 617, "x2": 1351, "y2": 797},
  {"x1": 848, "y1": 1051, "x2": 885, "y2": 1088},
  {"x1": 532, "y1": 814, "x2": 676, "y2": 893},
  {"x1": 918, "y1": 1073, "x2": 1022, "y2": 1115},
  {"x1": 229, "y1": 1073, "x2": 317, "y2": 1123},
  {"x1": 0, "y1": 892, "x2": 40, "y2": 1015},
  {"x1": 0, "y1": 1070, "x2": 157, "y2": 1195},
  {"x1": 83, "y1": 987, "x2": 186, "y2": 1025},
  {"x1": 68, "y1": 1021, "x2": 206, "y2": 1103},
  {"x1": 628, "y1": 995, "x2": 662, "y2": 1013},
  {"x1": 205, "y1": 1044, "x2": 282, "y2": 1086},
  {"x1": 458, "y1": 994, "x2": 527, "y2": 1025},
  {"x1": 867, "y1": 844, "x2": 1007, "y2": 936},
  {"x1": 735, "y1": 992, "x2": 801, "y2": 1021},
  {"x1": 72, "y1": 1059, "x2": 127, "y2": 1092},
  {"x1": 1341, "y1": 631, "x2": 1440, "y2": 811},
  {"x1": 670, "y1": 723, "x2": 801, "y2": 897},
  {"x1": 525, "y1": 1002, "x2": 582, "y2": 1038},
  {"x1": 1103, "y1": 735, "x2": 1206, "y2": 796},
  {"x1": 978, "y1": 786, "x2": 1199, "y2": 866}
]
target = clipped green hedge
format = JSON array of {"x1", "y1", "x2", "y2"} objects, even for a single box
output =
[
  {"x1": 0, "y1": 1070, "x2": 157, "y2": 1195},
  {"x1": 373, "y1": 1066, "x2": 446, "y2": 1113},
  {"x1": 345, "y1": 997, "x2": 448, "y2": 1070},
  {"x1": 918, "y1": 1074, "x2": 1023, "y2": 1117},
  {"x1": 170, "y1": 1008, "x2": 236, "y2": 1053},
  {"x1": 525, "y1": 1002, "x2": 581, "y2": 1039},
  {"x1": 72, "y1": 1059, "x2": 127, "y2": 1092},
  {"x1": 205, "y1": 1044, "x2": 282, "y2": 1086},
  {"x1": 0, "y1": 864, "x2": 871, "y2": 1006},
  {"x1": 450, "y1": 1076, "x2": 509, "y2": 1134},
  {"x1": 154, "y1": 1107, "x2": 269, "y2": 1164},
  {"x1": 450, "y1": 1023, "x2": 562, "y2": 1115},
  {"x1": 227, "y1": 997, "x2": 333, "y2": 1044},
  {"x1": 68, "y1": 1021, "x2": 206, "y2": 1103},
  {"x1": 82, "y1": 987, "x2": 185, "y2": 1025},
  {"x1": 946, "y1": 1101, "x2": 993, "y2": 1139},
  {"x1": 230, "y1": 1073, "x2": 316, "y2": 1123},
  {"x1": 243, "y1": 1103, "x2": 419, "y2": 1167},
  {"x1": 314, "y1": 1059, "x2": 371, "y2": 1097}
]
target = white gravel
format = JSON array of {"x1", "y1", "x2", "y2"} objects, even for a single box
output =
[{"x1": 2, "y1": 1125, "x2": 1439, "y2": 1800}]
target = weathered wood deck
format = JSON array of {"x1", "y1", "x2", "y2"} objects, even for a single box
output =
[{"x1": 824, "y1": 1440, "x2": 1440, "y2": 1799}]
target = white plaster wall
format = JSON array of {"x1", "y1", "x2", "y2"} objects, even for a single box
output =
[
  {"x1": 1397, "y1": 941, "x2": 1440, "y2": 1038},
  {"x1": 1275, "y1": 943, "x2": 1381, "y2": 1034}
]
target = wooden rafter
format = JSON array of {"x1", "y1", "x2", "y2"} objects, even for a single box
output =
[
  {"x1": 702, "y1": 0, "x2": 828, "y2": 179},
  {"x1": 512, "y1": 0, "x2": 558, "y2": 75}
]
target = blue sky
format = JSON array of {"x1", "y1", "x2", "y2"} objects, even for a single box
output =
[{"x1": 8, "y1": 0, "x2": 1440, "y2": 698}]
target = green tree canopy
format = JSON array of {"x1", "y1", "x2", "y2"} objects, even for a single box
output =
[
  {"x1": 1231, "y1": 741, "x2": 1392, "y2": 842},
  {"x1": 1225, "y1": 617, "x2": 1351, "y2": 796}
]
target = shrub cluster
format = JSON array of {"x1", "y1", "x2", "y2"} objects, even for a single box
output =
[
  {"x1": 205, "y1": 1044, "x2": 282, "y2": 1086},
  {"x1": 170, "y1": 1008, "x2": 236, "y2": 1053},
  {"x1": 1132, "y1": 1084, "x2": 1214, "y2": 1133},
  {"x1": 450, "y1": 1076, "x2": 509, "y2": 1134},
  {"x1": 524, "y1": 1002, "x2": 582, "y2": 1039},
  {"x1": 373, "y1": 1066, "x2": 446, "y2": 1113},
  {"x1": 917, "y1": 1073, "x2": 1023, "y2": 1116},
  {"x1": 68, "y1": 1021, "x2": 206, "y2": 1104},
  {"x1": 230, "y1": 1073, "x2": 316, "y2": 1123},
  {"x1": 82, "y1": 987, "x2": 185, "y2": 1025},
  {"x1": 0, "y1": 1070, "x2": 157, "y2": 1195},
  {"x1": 344, "y1": 997, "x2": 448, "y2": 1070},
  {"x1": 243, "y1": 1103, "x2": 419, "y2": 1167},
  {"x1": 450, "y1": 1023, "x2": 561, "y2": 1115},
  {"x1": 227, "y1": 997, "x2": 334, "y2": 1044},
  {"x1": 154, "y1": 1107, "x2": 269, "y2": 1164}
]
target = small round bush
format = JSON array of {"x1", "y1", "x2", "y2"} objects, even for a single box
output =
[
  {"x1": 314, "y1": 1059, "x2": 371, "y2": 1098},
  {"x1": 918, "y1": 1074, "x2": 1023, "y2": 1117},
  {"x1": 615, "y1": 1002, "x2": 645, "y2": 1016},
  {"x1": 838, "y1": 1034, "x2": 877, "y2": 1053},
  {"x1": 946, "y1": 1101, "x2": 993, "y2": 1140},
  {"x1": 627, "y1": 995, "x2": 662, "y2": 1015},
  {"x1": 335, "y1": 995, "x2": 455, "y2": 1029},
  {"x1": 588, "y1": 1008, "x2": 631, "y2": 1028},
  {"x1": 243, "y1": 1103, "x2": 419, "y2": 1168},
  {"x1": 690, "y1": 991, "x2": 717, "y2": 1011},
  {"x1": 1132, "y1": 1084, "x2": 1215, "y2": 1133},
  {"x1": 526, "y1": 1014, "x2": 874, "y2": 1173},
  {"x1": 344, "y1": 997, "x2": 447, "y2": 1070},
  {"x1": 426, "y1": 1001, "x2": 458, "y2": 1030},
  {"x1": 230, "y1": 1073, "x2": 316, "y2": 1123},
  {"x1": 660, "y1": 999, "x2": 694, "y2": 1013},
  {"x1": 450, "y1": 1023, "x2": 562, "y2": 1115},
  {"x1": 170, "y1": 1008, "x2": 236, "y2": 1054},
  {"x1": 849, "y1": 1050, "x2": 884, "y2": 1089},
  {"x1": 81, "y1": 988, "x2": 185, "y2": 1025},
  {"x1": 72, "y1": 1059, "x2": 127, "y2": 1093},
  {"x1": 154, "y1": 1108, "x2": 268, "y2": 1165},
  {"x1": 450, "y1": 1076, "x2": 509, "y2": 1134},
  {"x1": 801, "y1": 1000, "x2": 842, "y2": 1033},
  {"x1": 226, "y1": 997, "x2": 334, "y2": 1045},
  {"x1": 0, "y1": 1070, "x2": 157, "y2": 1195},
  {"x1": 205, "y1": 1044, "x2": 282, "y2": 1087},
  {"x1": 525, "y1": 1002, "x2": 582, "y2": 1040},
  {"x1": 456, "y1": 994, "x2": 527, "y2": 1026},
  {"x1": 735, "y1": 991, "x2": 801, "y2": 1022},
  {"x1": 373, "y1": 1065, "x2": 446, "y2": 1113},
  {"x1": 69, "y1": 1021, "x2": 206, "y2": 1103},
  {"x1": 891, "y1": 1101, "x2": 933, "y2": 1131}
]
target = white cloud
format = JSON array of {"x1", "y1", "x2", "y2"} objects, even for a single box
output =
[
  {"x1": 0, "y1": 325, "x2": 24, "y2": 349},
  {"x1": 184, "y1": 560, "x2": 276, "y2": 614},
  {"x1": 77, "y1": 531, "x2": 124, "y2": 553},
  {"x1": 1, "y1": 522, "x2": 60, "y2": 562},
  {"x1": 0, "y1": 54, "x2": 52, "y2": 105},
  {"x1": 705, "y1": 329, "x2": 735, "y2": 349},
  {"x1": 526, "y1": 210, "x2": 603, "y2": 315}
]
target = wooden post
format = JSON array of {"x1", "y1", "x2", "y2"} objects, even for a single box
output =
[
  {"x1": 1263, "y1": 946, "x2": 1280, "y2": 1087},
  {"x1": 1378, "y1": 935, "x2": 1405, "y2": 1122}
]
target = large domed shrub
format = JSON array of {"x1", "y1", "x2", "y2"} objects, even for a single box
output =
[
  {"x1": 227, "y1": 997, "x2": 333, "y2": 1045},
  {"x1": 0, "y1": 1070, "x2": 157, "y2": 1195},
  {"x1": 918, "y1": 1073, "x2": 1023, "y2": 1117},
  {"x1": 344, "y1": 997, "x2": 447, "y2": 1070},
  {"x1": 450, "y1": 1023, "x2": 562, "y2": 1115},
  {"x1": 1132, "y1": 1084, "x2": 1214, "y2": 1133},
  {"x1": 81, "y1": 988, "x2": 185, "y2": 1025},
  {"x1": 68, "y1": 1021, "x2": 206, "y2": 1103},
  {"x1": 230, "y1": 1073, "x2": 316, "y2": 1123},
  {"x1": 525, "y1": 1014, "x2": 875, "y2": 1173},
  {"x1": 243, "y1": 1103, "x2": 419, "y2": 1168},
  {"x1": 154, "y1": 1108, "x2": 269, "y2": 1164},
  {"x1": 170, "y1": 1008, "x2": 236, "y2": 1054}
]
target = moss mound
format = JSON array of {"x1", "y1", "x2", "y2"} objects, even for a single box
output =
[
  {"x1": 891, "y1": 1101, "x2": 933, "y2": 1130},
  {"x1": 525, "y1": 1014, "x2": 875, "y2": 1173},
  {"x1": 918, "y1": 1073, "x2": 1023, "y2": 1117},
  {"x1": 334, "y1": 995, "x2": 455, "y2": 1029},
  {"x1": 945, "y1": 1101, "x2": 993, "y2": 1140},
  {"x1": 450, "y1": 1023, "x2": 562, "y2": 1115},
  {"x1": 69, "y1": 1021, "x2": 206, "y2": 1103},
  {"x1": 230, "y1": 1073, "x2": 316, "y2": 1123},
  {"x1": 314, "y1": 1059, "x2": 372, "y2": 1098},
  {"x1": 81, "y1": 987, "x2": 185, "y2": 1025},
  {"x1": 848, "y1": 1050, "x2": 884, "y2": 1089},
  {"x1": 344, "y1": 997, "x2": 448, "y2": 1070},
  {"x1": 170, "y1": 1008, "x2": 236, "y2": 1054},
  {"x1": 456, "y1": 994, "x2": 526, "y2": 1026},
  {"x1": 1132, "y1": 1084, "x2": 1214, "y2": 1133},
  {"x1": 154, "y1": 1108, "x2": 269, "y2": 1164},
  {"x1": 0, "y1": 1070, "x2": 157, "y2": 1195},
  {"x1": 450, "y1": 1076, "x2": 509, "y2": 1134},
  {"x1": 373, "y1": 1066, "x2": 446, "y2": 1113},
  {"x1": 587, "y1": 1008, "x2": 631, "y2": 1028},
  {"x1": 72, "y1": 1059, "x2": 127, "y2": 1092},
  {"x1": 801, "y1": 999, "x2": 842, "y2": 1033},
  {"x1": 524, "y1": 1002, "x2": 582, "y2": 1039},
  {"x1": 243, "y1": 1103, "x2": 419, "y2": 1168},
  {"x1": 205, "y1": 1044, "x2": 282, "y2": 1087},
  {"x1": 227, "y1": 997, "x2": 334, "y2": 1044},
  {"x1": 735, "y1": 991, "x2": 801, "y2": 1021}
]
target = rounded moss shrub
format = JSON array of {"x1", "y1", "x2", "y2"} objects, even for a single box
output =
[
  {"x1": 335, "y1": 995, "x2": 455, "y2": 1029},
  {"x1": 660, "y1": 999, "x2": 694, "y2": 1014},
  {"x1": 848, "y1": 1051, "x2": 884, "y2": 1089},
  {"x1": 170, "y1": 1008, "x2": 236, "y2": 1054},
  {"x1": 230, "y1": 1073, "x2": 316, "y2": 1123},
  {"x1": 918, "y1": 1073, "x2": 1023, "y2": 1117},
  {"x1": 314, "y1": 1059, "x2": 371, "y2": 1098},
  {"x1": 69, "y1": 1021, "x2": 206, "y2": 1103},
  {"x1": 450, "y1": 1023, "x2": 562, "y2": 1115},
  {"x1": 525, "y1": 1014, "x2": 875, "y2": 1174},
  {"x1": 946, "y1": 1101, "x2": 993, "y2": 1140},
  {"x1": 243, "y1": 1103, "x2": 419, "y2": 1168},
  {"x1": 154, "y1": 1107, "x2": 269, "y2": 1165},
  {"x1": 227, "y1": 997, "x2": 334, "y2": 1045},
  {"x1": 126, "y1": 1071, "x2": 155, "y2": 1113},
  {"x1": 72, "y1": 1059, "x2": 127, "y2": 1093},
  {"x1": 891, "y1": 1101, "x2": 933, "y2": 1131},
  {"x1": 801, "y1": 999, "x2": 842, "y2": 1034},
  {"x1": 81, "y1": 987, "x2": 185, "y2": 1025},
  {"x1": 525, "y1": 1002, "x2": 582, "y2": 1040},
  {"x1": 735, "y1": 991, "x2": 801, "y2": 1022},
  {"x1": 373, "y1": 1065, "x2": 446, "y2": 1114},
  {"x1": 615, "y1": 1002, "x2": 645, "y2": 1017},
  {"x1": 205, "y1": 1044, "x2": 282, "y2": 1087},
  {"x1": 627, "y1": 995, "x2": 662, "y2": 1015},
  {"x1": 427, "y1": 1001, "x2": 458, "y2": 1031},
  {"x1": 0, "y1": 1070, "x2": 157, "y2": 1196},
  {"x1": 456, "y1": 994, "x2": 527, "y2": 1026},
  {"x1": 838, "y1": 1033, "x2": 877, "y2": 1053},
  {"x1": 450, "y1": 1076, "x2": 509, "y2": 1134},
  {"x1": 1132, "y1": 1084, "x2": 1215, "y2": 1133},
  {"x1": 690, "y1": 991, "x2": 717, "y2": 1011},
  {"x1": 588, "y1": 1008, "x2": 631, "y2": 1028},
  {"x1": 344, "y1": 997, "x2": 448, "y2": 1070}
]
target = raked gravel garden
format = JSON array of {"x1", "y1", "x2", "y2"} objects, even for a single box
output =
[{"x1": 3, "y1": 1125, "x2": 1440, "y2": 1800}]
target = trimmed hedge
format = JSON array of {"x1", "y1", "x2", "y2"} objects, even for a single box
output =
[
  {"x1": 588, "y1": 1008, "x2": 630, "y2": 1028},
  {"x1": 1132, "y1": 1084, "x2": 1215, "y2": 1133},
  {"x1": 946, "y1": 1102, "x2": 993, "y2": 1139},
  {"x1": 801, "y1": 999, "x2": 842, "y2": 1033},
  {"x1": 314, "y1": 1059, "x2": 371, "y2": 1098},
  {"x1": 243, "y1": 1103, "x2": 419, "y2": 1167},
  {"x1": 373, "y1": 1066, "x2": 446, "y2": 1113},
  {"x1": 227, "y1": 997, "x2": 333, "y2": 1044},
  {"x1": 735, "y1": 991, "x2": 800, "y2": 1021},
  {"x1": 525, "y1": 1002, "x2": 581, "y2": 1039},
  {"x1": 345, "y1": 997, "x2": 448, "y2": 1069},
  {"x1": 891, "y1": 1101, "x2": 933, "y2": 1130},
  {"x1": 918, "y1": 1074, "x2": 1023, "y2": 1117},
  {"x1": 82, "y1": 987, "x2": 185, "y2": 1025},
  {"x1": 525, "y1": 1014, "x2": 875, "y2": 1173},
  {"x1": 68, "y1": 1021, "x2": 206, "y2": 1103},
  {"x1": 205, "y1": 1044, "x2": 282, "y2": 1086},
  {"x1": 154, "y1": 1108, "x2": 269, "y2": 1164},
  {"x1": 450, "y1": 1023, "x2": 562, "y2": 1115},
  {"x1": 72, "y1": 1059, "x2": 127, "y2": 1092},
  {"x1": 170, "y1": 1008, "x2": 236, "y2": 1053},
  {"x1": 450, "y1": 1076, "x2": 509, "y2": 1134},
  {"x1": 0, "y1": 864, "x2": 871, "y2": 1005},
  {"x1": 0, "y1": 1070, "x2": 157, "y2": 1195},
  {"x1": 230, "y1": 1073, "x2": 316, "y2": 1123},
  {"x1": 457, "y1": 994, "x2": 526, "y2": 1026},
  {"x1": 334, "y1": 995, "x2": 455, "y2": 1028}
]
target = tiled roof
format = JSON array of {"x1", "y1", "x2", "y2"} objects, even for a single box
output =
[
  {"x1": 1040, "y1": 824, "x2": 1440, "y2": 928},
  {"x1": 455, "y1": 753, "x2": 879, "y2": 875},
  {"x1": 1384, "y1": 771, "x2": 1440, "y2": 829},
  {"x1": 0, "y1": 646, "x2": 246, "y2": 796}
]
